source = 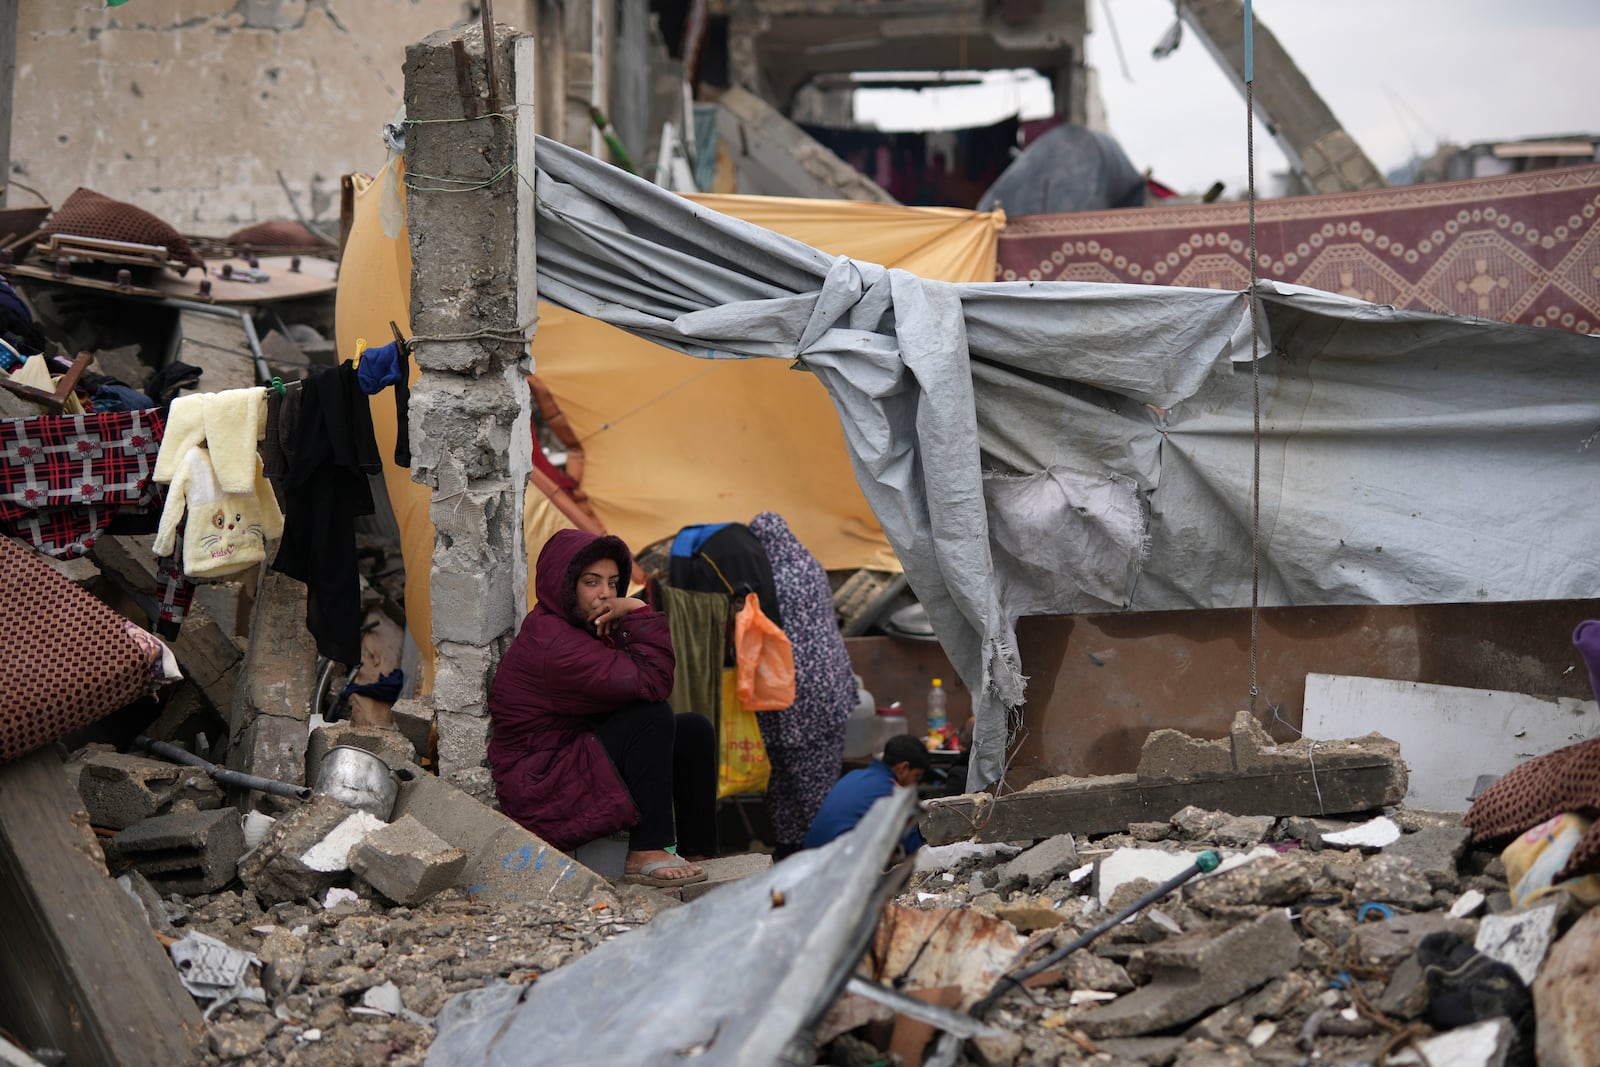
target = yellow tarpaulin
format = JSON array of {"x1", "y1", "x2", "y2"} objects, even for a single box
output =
[{"x1": 335, "y1": 161, "x2": 1001, "y2": 694}]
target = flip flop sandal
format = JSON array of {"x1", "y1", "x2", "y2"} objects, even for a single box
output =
[{"x1": 622, "y1": 858, "x2": 709, "y2": 888}]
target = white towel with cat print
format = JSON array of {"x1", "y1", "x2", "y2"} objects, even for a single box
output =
[{"x1": 153, "y1": 446, "x2": 284, "y2": 578}]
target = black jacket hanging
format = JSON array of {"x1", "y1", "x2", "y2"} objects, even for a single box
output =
[{"x1": 272, "y1": 362, "x2": 381, "y2": 665}]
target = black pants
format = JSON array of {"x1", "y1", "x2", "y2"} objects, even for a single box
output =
[{"x1": 593, "y1": 702, "x2": 719, "y2": 857}]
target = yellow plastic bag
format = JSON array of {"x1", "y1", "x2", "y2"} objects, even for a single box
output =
[
  {"x1": 719, "y1": 667, "x2": 770, "y2": 798},
  {"x1": 734, "y1": 592, "x2": 795, "y2": 711}
]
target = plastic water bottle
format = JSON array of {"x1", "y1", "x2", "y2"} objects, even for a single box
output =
[{"x1": 927, "y1": 677, "x2": 947, "y2": 734}]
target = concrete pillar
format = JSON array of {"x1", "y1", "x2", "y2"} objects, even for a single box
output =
[{"x1": 403, "y1": 22, "x2": 537, "y2": 784}]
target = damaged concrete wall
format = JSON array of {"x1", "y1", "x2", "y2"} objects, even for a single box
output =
[{"x1": 11, "y1": 0, "x2": 473, "y2": 232}]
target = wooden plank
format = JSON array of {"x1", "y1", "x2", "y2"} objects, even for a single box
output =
[
  {"x1": 0, "y1": 747, "x2": 204, "y2": 1064},
  {"x1": 920, "y1": 759, "x2": 1407, "y2": 846}
]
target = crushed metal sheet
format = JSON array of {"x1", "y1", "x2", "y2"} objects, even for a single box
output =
[
  {"x1": 424, "y1": 790, "x2": 916, "y2": 1066},
  {"x1": 168, "y1": 930, "x2": 267, "y2": 1020}
]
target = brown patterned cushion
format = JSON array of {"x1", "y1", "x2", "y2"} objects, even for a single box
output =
[
  {"x1": 224, "y1": 220, "x2": 332, "y2": 249},
  {"x1": 0, "y1": 538, "x2": 152, "y2": 764},
  {"x1": 1463, "y1": 736, "x2": 1600, "y2": 880},
  {"x1": 38, "y1": 188, "x2": 205, "y2": 269}
]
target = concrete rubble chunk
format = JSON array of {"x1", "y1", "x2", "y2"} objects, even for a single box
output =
[
  {"x1": 306, "y1": 723, "x2": 419, "y2": 787},
  {"x1": 1064, "y1": 950, "x2": 1135, "y2": 993},
  {"x1": 996, "y1": 833, "x2": 1079, "y2": 892},
  {"x1": 75, "y1": 749, "x2": 223, "y2": 830},
  {"x1": 1389, "y1": 1018, "x2": 1512, "y2": 1067},
  {"x1": 1097, "y1": 848, "x2": 1204, "y2": 907},
  {"x1": 388, "y1": 763, "x2": 612, "y2": 906},
  {"x1": 1377, "y1": 955, "x2": 1430, "y2": 1019},
  {"x1": 1351, "y1": 854, "x2": 1436, "y2": 910},
  {"x1": 1214, "y1": 814, "x2": 1276, "y2": 848},
  {"x1": 1074, "y1": 910, "x2": 1302, "y2": 1039},
  {"x1": 1533, "y1": 908, "x2": 1600, "y2": 1067},
  {"x1": 1185, "y1": 855, "x2": 1313, "y2": 914},
  {"x1": 109, "y1": 807, "x2": 245, "y2": 894},
  {"x1": 924, "y1": 713, "x2": 1406, "y2": 846},
  {"x1": 1322, "y1": 815, "x2": 1402, "y2": 849},
  {"x1": 237, "y1": 794, "x2": 365, "y2": 905},
  {"x1": 257, "y1": 927, "x2": 307, "y2": 1000},
  {"x1": 1475, "y1": 901, "x2": 1559, "y2": 986},
  {"x1": 1387, "y1": 824, "x2": 1471, "y2": 889},
  {"x1": 1170, "y1": 806, "x2": 1228, "y2": 841},
  {"x1": 1350, "y1": 911, "x2": 1476, "y2": 970},
  {"x1": 349, "y1": 814, "x2": 468, "y2": 906}
]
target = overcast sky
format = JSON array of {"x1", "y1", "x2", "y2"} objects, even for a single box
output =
[{"x1": 855, "y1": 0, "x2": 1600, "y2": 196}]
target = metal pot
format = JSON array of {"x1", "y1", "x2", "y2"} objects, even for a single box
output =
[{"x1": 315, "y1": 746, "x2": 400, "y2": 819}]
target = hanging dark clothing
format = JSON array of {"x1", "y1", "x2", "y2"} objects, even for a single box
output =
[
  {"x1": 669, "y1": 522, "x2": 784, "y2": 635},
  {"x1": 271, "y1": 362, "x2": 380, "y2": 666},
  {"x1": 661, "y1": 584, "x2": 727, "y2": 718}
]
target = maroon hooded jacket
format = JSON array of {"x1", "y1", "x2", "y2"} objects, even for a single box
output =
[{"x1": 487, "y1": 529, "x2": 676, "y2": 851}]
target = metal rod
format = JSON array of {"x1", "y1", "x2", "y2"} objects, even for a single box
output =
[
  {"x1": 972, "y1": 849, "x2": 1221, "y2": 1018},
  {"x1": 158, "y1": 298, "x2": 272, "y2": 386},
  {"x1": 133, "y1": 735, "x2": 311, "y2": 801}
]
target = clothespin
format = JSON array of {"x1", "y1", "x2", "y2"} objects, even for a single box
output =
[
  {"x1": 270, "y1": 376, "x2": 286, "y2": 396},
  {"x1": 387, "y1": 320, "x2": 411, "y2": 355},
  {"x1": 354, "y1": 337, "x2": 368, "y2": 364}
]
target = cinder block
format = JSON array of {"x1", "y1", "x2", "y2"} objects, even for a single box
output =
[
  {"x1": 75, "y1": 750, "x2": 222, "y2": 830},
  {"x1": 110, "y1": 807, "x2": 245, "y2": 894},
  {"x1": 389, "y1": 766, "x2": 609, "y2": 905},
  {"x1": 349, "y1": 814, "x2": 468, "y2": 905},
  {"x1": 237, "y1": 794, "x2": 360, "y2": 905}
]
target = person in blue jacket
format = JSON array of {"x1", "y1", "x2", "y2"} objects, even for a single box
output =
[{"x1": 801, "y1": 735, "x2": 931, "y2": 854}]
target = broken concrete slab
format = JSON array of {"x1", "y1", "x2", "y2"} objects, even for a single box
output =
[
  {"x1": 1386, "y1": 824, "x2": 1470, "y2": 890},
  {"x1": 1349, "y1": 912, "x2": 1475, "y2": 970},
  {"x1": 1351, "y1": 855, "x2": 1436, "y2": 910},
  {"x1": 109, "y1": 806, "x2": 245, "y2": 894},
  {"x1": 1097, "y1": 848, "x2": 1205, "y2": 908},
  {"x1": 227, "y1": 569, "x2": 317, "y2": 808},
  {"x1": 1214, "y1": 814, "x2": 1276, "y2": 848},
  {"x1": 1322, "y1": 815, "x2": 1402, "y2": 849},
  {"x1": 237, "y1": 794, "x2": 364, "y2": 905},
  {"x1": 995, "y1": 833, "x2": 1080, "y2": 893},
  {"x1": 388, "y1": 763, "x2": 610, "y2": 906},
  {"x1": 73, "y1": 748, "x2": 224, "y2": 829},
  {"x1": 1184, "y1": 854, "x2": 1313, "y2": 915},
  {"x1": 923, "y1": 712, "x2": 1406, "y2": 846},
  {"x1": 1533, "y1": 907, "x2": 1600, "y2": 1067},
  {"x1": 1304, "y1": 673, "x2": 1600, "y2": 811},
  {"x1": 1476, "y1": 901, "x2": 1559, "y2": 986},
  {"x1": 306, "y1": 723, "x2": 418, "y2": 786},
  {"x1": 348, "y1": 814, "x2": 467, "y2": 906},
  {"x1": 233, "y1": 713, "x2": 310, "y2": 813},
  {"x1": 1074, "y1": 910, "x2": 1301, "y2": 1039}
]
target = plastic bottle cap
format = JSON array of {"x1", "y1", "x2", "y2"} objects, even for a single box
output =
[{"x1": 932, "y1": 678, "x2": 942, "y2": 687}]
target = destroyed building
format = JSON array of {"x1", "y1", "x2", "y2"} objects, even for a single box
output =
[{"x1": 2, "y1": 3, "x2": 1600, "y2": 1067}]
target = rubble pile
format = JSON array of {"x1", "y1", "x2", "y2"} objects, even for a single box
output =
[
  {"x1": 79, "y1": 789, "x2": 1589, "y2": 1067},
  {"x1": 881, "y1": 804, "x2": 1586, "y2": 1067},
  {"x1": 158, "y1": 884, "x2": 670, "y2": 1067}
]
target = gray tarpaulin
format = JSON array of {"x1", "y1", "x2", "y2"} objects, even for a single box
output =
[{"x1": 530, "y1": 135, "x2": 1600, "y2": 790}]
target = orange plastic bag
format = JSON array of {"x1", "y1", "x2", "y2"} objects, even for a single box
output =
[
  {"x1": 734, "y1": 592, "x2": 796, "y2": 711},
  {"x1": 719, "y1": 667, "x2": 770, "y2": 798}
]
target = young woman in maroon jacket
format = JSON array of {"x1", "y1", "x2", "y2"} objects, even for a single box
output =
[{"x1": 487, "y1": 529, "x2": 717, "y2": 887}]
